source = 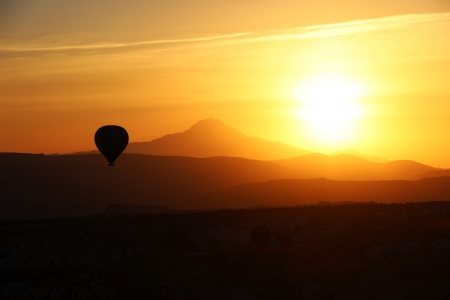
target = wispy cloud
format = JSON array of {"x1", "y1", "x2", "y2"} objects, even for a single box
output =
[
  {"x1": 1, "y1": 12, "x2": 449, "y2": 55},
  {"x1": 216, "y1": 12, "x2": 450, "y2": 45},
  {"x1": 0, "y1": 32, "x2": 252, "y2": 52}
]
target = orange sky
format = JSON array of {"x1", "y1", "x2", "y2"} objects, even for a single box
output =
[{"x1": 1, "y1": 0, "x2": 450, "y2": 166}]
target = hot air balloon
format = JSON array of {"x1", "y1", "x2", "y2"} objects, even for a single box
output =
[
  {"x1": 94, "y1": 125, "x2": 128, "y2": 166},
  {"x1": 250, "y1": 225, "x2": 271, "y2": 250}
]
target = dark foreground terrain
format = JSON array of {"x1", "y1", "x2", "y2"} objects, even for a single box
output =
[
  {"x1": 1, "y1": 202, "x2": 450, "y2": 299},
  {"x1": 1, "y1": 153, "x2": 446, "y2": 220}
]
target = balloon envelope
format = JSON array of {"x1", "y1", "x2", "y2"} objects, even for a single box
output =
[
  {"x1": 251, "y1": 225, "x2": 271, "y2": 250},
  {"x1": 94, "y1": 125, "x2": 129, "y2": 166}
]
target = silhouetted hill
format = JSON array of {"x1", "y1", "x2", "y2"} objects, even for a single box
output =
[
  {"x1": 0, "y1": 152, "x2": 439, "y2": 220},
  {"x1": 103, "y1": 204, "x2": 177, "y2": 217},
  {"x1": 331, "y1": 149, "x2": 390, "y2": 163},
  {"x1": 414, "y1": 169, "x2": 450, "y2": 180},
  {"x1": 273, "y1": 153, "x2": 435, "y2": 181},
  {"x1": 199, "y1": 177, "x2": 450, "y2": 209},
  {"x1": 124, "y1": 118, "x2": 311, "y2": 160}
]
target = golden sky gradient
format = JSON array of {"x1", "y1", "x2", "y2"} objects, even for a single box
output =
[{"x1": 1, "y1": 0, "x2": 450, "y2": 166}]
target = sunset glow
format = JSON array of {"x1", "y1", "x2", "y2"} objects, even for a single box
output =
[
  {"x1": 1, "y1": 1, "x2": 450, "y2": 166},
  {"x1": 4, "y1": 2, "x2": 450, "y2": 295},
  {"x1": 294, "y1": 74, "x2": 366, "y2": 143}
]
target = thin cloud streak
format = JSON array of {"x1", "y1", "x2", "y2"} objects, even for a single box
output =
[
  {"x1": 1, "y1": 32, "x2": 252, "y2": 52},
  {"x1": 216, "y1": 12, "x2": 450, "y2": 45},
  {"x1": 149, "y1": 12, "x2": 450, "y2": 58},
  {"x1": 1, "y1": 12, "x2": 449, "y2": 55}
]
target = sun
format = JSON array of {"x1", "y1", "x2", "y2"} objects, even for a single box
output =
[{"x1": 293, "y1": 73, "x2": 366, "y2": 143}]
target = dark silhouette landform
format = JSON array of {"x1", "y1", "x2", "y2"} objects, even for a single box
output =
[
  {"x1": 415, "y1": 169, "x2": 450, "y2": 180},
  {"x1": 72, "y1": 118, "x2": 312, "y2": 160},
  {"x1": 125, "y1": 118, "x2": 312, "y2": 160},
  {"x1": 331, "y1": 149, "x2": 390, "y2": 163},
  {"x1": 71, "y1": 119, "x2": 392, "y2": 162},
  {"x1": 1, "y1": 152, "x2": 448, "y2": 220},
  {"x1": 103, "y1": 203, "x2": 177, "y2": 217},
  {"x1": 199, "y1": 177, "x2": 450, "y2": 209},
  {"x1": 1, "y1": 202, "x2": 450, "y2": 299},
  {"x1": 3, "y1": 129, "x2": 450, "y2": 299}
]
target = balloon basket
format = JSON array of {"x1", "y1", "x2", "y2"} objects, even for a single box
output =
[{"x1": 108, "y1": 163, "x2": 115, "y2": 167}]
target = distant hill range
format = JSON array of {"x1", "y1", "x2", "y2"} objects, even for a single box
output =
[
  {"x1": 73, "y1": 119, "x2": 392, "y2": 163},
  {"x1": 415, "y1": 169, "x2": 450, "y2": 180},
  {"x1": 331, "y1": 149, "x2": 390, "y2": 163},
  {"x1": 272, "y1": 154, "x2": 433, "y2": 181},
  {"x1": 0, "y1": 152, "x2": 443, "y2": 220},
  {"x1": 199, "y1": 177, "x2": 450, "y2": 209},
  {"x1": 125, "y1": 118, "x2": 312, "y2": 160},
  {"x1": 74, "y1": 118, "x2": 311, "y2": 160},
  {"x1": 103, "y1": 204, "x2": 177, "y2": 217}
]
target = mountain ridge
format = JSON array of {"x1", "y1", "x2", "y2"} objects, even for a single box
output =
[
  {"x1": 0, "y1": 152, "x2": 440, "y2": 220},
  {"x1": 199, "y1": 177, "x2": 450, "y2": 209},
  {"x1": 331, "y1": 149, "x2": 390, "y2": 163},
  {"x1": 124, "y1": 118, "x2": 311, "y2": 160},
  {"x1": 70, "y1": 119, "x2": 404, "y2": 164}
]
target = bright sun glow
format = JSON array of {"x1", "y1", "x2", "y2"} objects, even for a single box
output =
[{"x1": 294, "y1": 73, "x2": 367, "y2": 143}]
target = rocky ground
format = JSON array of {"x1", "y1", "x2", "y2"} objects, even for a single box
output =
[{"x1": 1, "y1": 201, "x2": 450, "y2": 299}]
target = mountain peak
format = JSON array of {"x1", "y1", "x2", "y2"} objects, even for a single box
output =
[
  {"x1": 123, "y1": 118, "x2": 311, "y2": 160},
  {"x1": 188, "y1": 118, "x2": 228, "y2": 131},
  {"x1": 183, "y1": 118, "x2": 244, "y2": 139}
]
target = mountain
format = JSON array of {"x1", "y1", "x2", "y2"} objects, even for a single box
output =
[
  {"x1": 199, "y1": 177, "x2": 450, "y2": 209},
  {"x1": 331, "y1": 149, "x2": 390, "y2": 163},
  {"x1": 0, "y1": 152, "x2": 439, "y2": 220},
  {"x1": 273, "y1": 153, "x2": 435, "y2": 181},
  {"x1": 414, "y1": 169, "x2": 450, "y2": 180},
  {"x1": 124, "y1": 118, "x2": 311, "y2": 160},
  {"x1": 102, "y1": 204, "x2": 177, "y2": 217}
]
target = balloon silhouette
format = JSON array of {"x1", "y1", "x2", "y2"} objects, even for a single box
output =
[
  {"x1": 251, "y1": 225, "x2": 271, "y2": 250},
  {"x1": 94, "y1": 125, "x2": 129, "y2": 166}
]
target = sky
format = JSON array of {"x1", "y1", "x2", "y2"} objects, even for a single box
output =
[{"x1": 1, "y1": 0, "x2": 450, "y2": 167}]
